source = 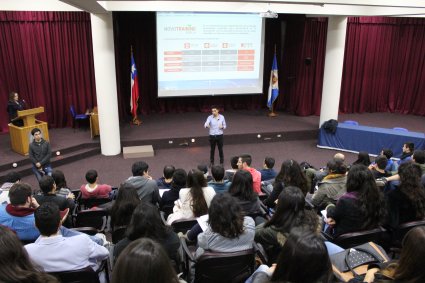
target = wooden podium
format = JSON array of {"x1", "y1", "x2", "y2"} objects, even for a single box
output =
[{"x1": 8, "y1": 107, "x2": 49, "y2": 156}]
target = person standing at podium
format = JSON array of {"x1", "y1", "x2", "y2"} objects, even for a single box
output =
[
  {"x1": 29, "y1": 128, "x2": 52, "y2": 181},
  {"x1": 7, "y1": 91, "x2": 25, "y2": 127}
]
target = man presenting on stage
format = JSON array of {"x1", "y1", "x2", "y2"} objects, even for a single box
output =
[{"x1": 204, "y1": 106, "x2": 226, "y2": 167}]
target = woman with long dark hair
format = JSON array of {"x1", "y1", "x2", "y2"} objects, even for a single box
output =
[
  {"x1": 361, "y1": 226, "x2": 425, "y2": 283},
  {"x1": 196, "y1": 193, "x2": 255, "y2": 257},
  {"x1": 250, "y1": 229, "x2": 334, "y2": 283},
  {"x1": 110, "y1": 183, "x2": 141, "y2": 229},
  {"x1": 229, "y1": 170, "x2": 263, "y2": 217},
  {"x1": 114, "y1": 202, "x2": 180, "y2": 262},
  {"x1": 263, "y1": 159, "x2": 309, "y2": 208},
  {"x1": 167, "y1": 169, "x2": 215, "y2": 224},
  {"x1": 112, "y1": 238, "x2": 182, "y2": 283},
  {"x1": 51, "y1": 170, "x2": 73, "y2": 198},
  {"x1": 255, "y1": 186, "x2": 319, "y2": 262},
  {"x1": 0, "y1": 225, "x2": 58, "y2": 283},
  {"x1": 326, "y1": 164, "x2": 385, "y2": 236},
  {"x1": 386, "y1": 162, "x2": 425, "y2": 228},
  {"x1": 353, "y1": 151, "x2": 371, "y2": 167}
]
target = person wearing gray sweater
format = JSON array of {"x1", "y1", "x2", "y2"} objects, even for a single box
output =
[
  {"x1": 29, "y1": 128, "x2": 52, "y2": 181},
  {"x1": 124, "y1": 161, "x2": 160, "y2": 205}
]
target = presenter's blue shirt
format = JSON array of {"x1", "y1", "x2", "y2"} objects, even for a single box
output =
[{"x1": 204, "y1": 114, "x2": 226, "y2": 135}]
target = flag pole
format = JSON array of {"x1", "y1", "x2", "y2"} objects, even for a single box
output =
[
  {"x1": 131, "y1": 46, "x2": 142, "y2": 126},
  {"x1": 268, "y1": 45, "x2": 278, "y2": 117}
]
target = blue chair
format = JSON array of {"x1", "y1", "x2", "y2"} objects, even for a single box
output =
[
  {"x1": 70, "y1": 105, "x2": 89, "y2": 130},
  {"x1": 393, "y1": 127, "x2": 408, "y2": 132},
  {"x1": 342, "y1": 120, "x2": 359, "y2": 126}
]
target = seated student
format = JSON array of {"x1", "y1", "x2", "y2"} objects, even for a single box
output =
[
  {"x1": 259, "y1": 157, "x2": 277, "y2": 181},
  {"x1": 167, "y1": 169, "x2": 215, "y2": 225},
  {"x1": 368, "y1": 155, "x2": 392, "y2": 179},
  {"x1": 352, "y1": 151, "x2": 371, "y2": 167},
  {"x1": 386, "y1": 162, "x2": 425, "y2": 229},
  {"x1": 114, "y1": 202, "x2": 180, "y2": 262},
  {"x1": 25, "y1": 203, "x2": 109, "y2": 273},
  {"x1": 35, "y1": 176, "x2": 75, "y2": 227},
  {"x1": 398, "y1": 142, "x2": 414, "y2": 166},
  {"x1": 208, "y1": 165, "x2": 231, "y2": 194},
  {"x1": 112, "y1": 238, "x2": 183, "y2": 283},
  {"x1": 197, "y1": 164, "x2": 212, "y2": 182},
  {"x1": 237, "y1": 154, "x2": 262, "y2": 194},
  {"x1": 263, "y1": 160, "x2": 309, "y2": 209},
  {"x1": 195, "y1": 193, "x2": 255, "y2": 258},
  {"x1": 0, "y1": 171, "x2": 21, "y2": 205},
  {"x1": 156, "y1": 165, "x2": 175, "y2": 190},
  {"x1": 0, "y1": 225, "x2": 59, "y2": 283},
  {"x1": 309, "y1": 160, "x2": 347, "y2": 210},
  {"x1": 255, "y1": 186, "x2": 320, "y2": 263},
  {"x1": 359, "y1": 226, "x2": 425, "y2": 283},
  {"x1": 228, "y1": 170, "x2": 263, "y2": 217},
  {"x1": 80, "y1": 169, "x2": 112, "y2": 199},
  {"x1": 248, "y1": 229, "x2": 333, "y2": 283},
  {"x1": 326, "y1": 165, "x2": 385, "y2": 237},
  {"x1": 381, "y1": 148, "x2": 397, "y2": 173},
  {"x1": 110, "y1": 183, "x2": 141, "y2": 231},
  {"x1": 124, "y1": 161, "x2": 160, "y2": 205},
  {"x1": 160, "y1": 169, "x2": 187, "y2": 217},
  {"x1": 51, "y1": 170, "x2": 73, "y2": 199},
  {"x1": 224, "y1": 156, "x2": 239, "y2": 181}
]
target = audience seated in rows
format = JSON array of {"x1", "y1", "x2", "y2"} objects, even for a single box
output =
[
  {"x1": 25, "y1": 203, "x2": 109, "y2": 274},
  {"x1": 124, "y1": 161, "x2": 160, "y2": 205},
  {"x1": 358, "y1": 226, "x2": 425, "y2": 283},
  {"x1": 326, "y1": 164, "x2": 386, "y2": 237},
  {"x1": 114, "y1": 202, "x2": 180, "y2": 262},
  {"x1": 195, "y1": 193, "x2": 255, "y2": 258},
  {"x1": 51, "y1": 170, "x2": 73, "y2": 199},
  {"x1": 208, "y1": 165, "x2": 231, "y2": 193},
  {"x1": 224, "y1": 155, "x2": 239, "y2": 180},
  {"x1": 110, "y1": 183, "x2": 140, "y2": 231},
  {"x1": 167, "y1": 169, "x2": 215, "y2": 225},
  {"x1": 255, "y1": 186, "x2": 320, "y2": 263},
  {"x1": 386, "y1": 162, "x2": 425, "y2": 229},
  {"x1": 309, "y1": 160, "x2": 347, "y2": 210},
  {"x1": 0, "y1": 225, "x2": 59, "y2": 283},
  {"x1": 263, "y1": 159, "x2": 309, "y2": 209},
  {"x1": 160, "y1": 168, "x2": 188, "y2": 217},
  {"x1": 238, "y1": 154, "x2": 262, "y2": 194},
  {"x1": 112, "y1": 238, "x2": 184, "y2": 283},
  {"x1": 258, "y1": 157, "x2": 277, "y2": 181},
  {"x1": 228, "y1": 170, "x2": 263, "y2": 217},
  {"x1": 80, "y1": 169, "x2": 112, "y2": 199},
  {"x1": 156, "y1": 165, "x2": 175, "y2": 190},
  {"x1": 249, "y1": 228, "x2": 334, "y2": 283},
  {"x1": 0, "y1": 171, "x2": 21, "y2": 205}
]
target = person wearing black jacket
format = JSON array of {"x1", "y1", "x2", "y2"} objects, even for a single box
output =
[
  {"x1": 29, "y1": 128, "x2": 52, "y2": 181},
  {"x1": 7, "y1": 91, "x2": 25, "y2": 126}
]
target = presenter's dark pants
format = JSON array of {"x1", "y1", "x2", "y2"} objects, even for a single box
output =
[{"x1": 209, "y1": 134, "x2": 224, "y2": 164}]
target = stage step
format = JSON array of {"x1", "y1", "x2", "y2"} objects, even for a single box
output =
[{"x1": 123, "y1": 145, "x2": 154, "y2": 159}]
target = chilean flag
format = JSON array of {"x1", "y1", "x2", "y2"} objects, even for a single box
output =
[{"x1": 130, "y1": 52, "x2": 139, "y2": 122}]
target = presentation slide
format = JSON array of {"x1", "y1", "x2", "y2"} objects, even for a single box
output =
[{"x1": 156, "y1": 12, "x2": 265, "y2": 97}]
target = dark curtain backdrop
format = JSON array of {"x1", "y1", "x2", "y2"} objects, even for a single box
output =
[
  {"x1": 113, "y1": 12, "x2": 326, "y2": 121},
  {"x1": 0, "y1": 11, "x2": 96, "y2": 132},
  {"x1": 340, "y1": 17, "x2": 425, "y2": 115}
]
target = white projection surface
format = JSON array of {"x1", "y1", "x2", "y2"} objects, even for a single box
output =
[{"x1": 156, "y1": 12, "x2": 265, "y2": 97}]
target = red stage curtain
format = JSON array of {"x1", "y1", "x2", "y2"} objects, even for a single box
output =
[
  {"x1": 340, "y1": 17, "x2": 425, "y2": 115},
  {"x1": 0, "y1": 11, "x2": 96, "y2": 132}
]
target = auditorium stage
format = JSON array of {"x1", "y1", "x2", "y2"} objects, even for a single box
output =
[{"x1": 1, "y1": 110, "x2": 424, "y2": 181}]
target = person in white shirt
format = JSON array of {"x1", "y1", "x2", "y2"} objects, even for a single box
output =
[{"x1": 25, "y1": 202, "x2": 109, "y2": 273}]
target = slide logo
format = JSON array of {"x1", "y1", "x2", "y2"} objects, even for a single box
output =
[{"x1": 164, "y1": 25, "x2": 196, "y2": 33}]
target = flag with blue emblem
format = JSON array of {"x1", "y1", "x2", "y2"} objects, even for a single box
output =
[
  {"x1": 130, "y1": 50, "x2": 141, "y2": 124},
  {"x1": 267, "y1": 53, "x2": 279, "y2": 110}
]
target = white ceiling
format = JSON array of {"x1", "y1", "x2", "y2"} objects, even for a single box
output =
[{"x1": 1, "y1": 0, "x2": 424, "y2": 17}]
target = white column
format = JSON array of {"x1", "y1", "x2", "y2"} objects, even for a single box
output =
[
  {"x1": 90, "y1": 13, "x2": 121, "y2": 155},
  {"x1": 319, "y1": 16, "x2": 347, "y2": 127}
]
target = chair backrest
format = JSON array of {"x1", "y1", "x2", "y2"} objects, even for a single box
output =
[
  {"x1": 79, "y1": 198, "x2": 111, "y2": 210},
  {"x1": 342, "y1": 120, "x2": 359, "y2": 126},
  {"x1": 334, "y1": 227, "x2": 388, "y2": 249},
  {"x1": 49, "y1": 266, "x2": 100, "y2": 283},
  {"x1": 112, "y1": 226, "x2": 127, "y2": 244},
  {"x1": 75, "y1": 209, "x2": 108, "y2": 231},
  {"x1": 70, "y1": 105, "x2": 76, "y2": 118},
  {"x1": 171, "y1": 219, "x2": 198, "y2": 233},
  {"x1": 394, "y1": 219, "x2": 425, "y2": 244},
  {"x1": 194, "y1": 249, "x2": 255, "y2": 283},
  {"x1": 393, "y1": 127, "x2": 408, "y2": 132}
]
